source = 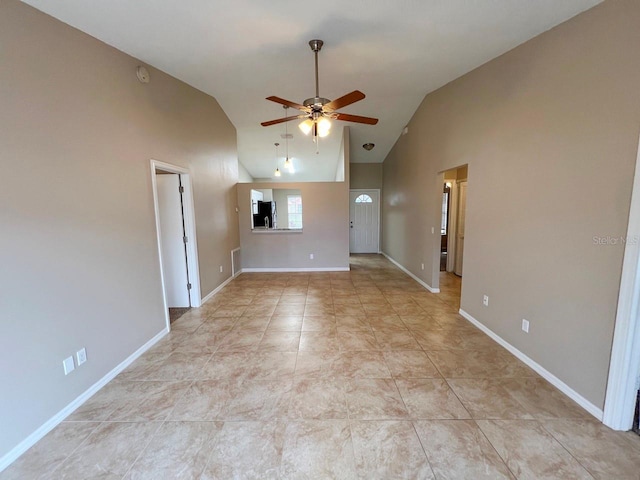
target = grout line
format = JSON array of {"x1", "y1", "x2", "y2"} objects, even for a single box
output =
[
  {"x1": 539, "y1": 421, "x2": 598, "y2": 478},
  {"x1": 473, "y1": 418, "x2": 532, "y2": 480},
  {"x1": 410, "y1": 420, "x2": 439, "y2": 479}
]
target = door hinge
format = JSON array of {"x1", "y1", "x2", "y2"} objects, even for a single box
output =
[
  {"x1": 187, "y1": 283, "x2": 192, "y2": 290},
  {"x1": 183, "y1": 236, "x2": 188, "y2": 243},
  {"x1": 178, "y1": 185, "x2": 184, "y2": 193}
]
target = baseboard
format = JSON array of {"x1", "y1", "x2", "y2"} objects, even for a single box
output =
[
  {"x1": 240, "y1": 267, "x2": 350, "y2": 273},
  {"x1": 0, "y1": 327, "x2": 169, "y2": 473},
  {"x1": 458, "y1": 308, "x2": 604, "y2": 421},
  {"x1": 201, "y1": 275, "x2": 235, "y2": 304},
  {"x1": 381, "y1": 252, "x2": 440, "y2": 293}
]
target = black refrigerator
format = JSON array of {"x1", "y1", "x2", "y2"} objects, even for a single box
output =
[{"x1": 253, "y1": 200, "x2": 277, "y2": 228}]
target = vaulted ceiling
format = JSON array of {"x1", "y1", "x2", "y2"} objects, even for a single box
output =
[{"x1": 24, "y1": 0, "x2": 602, "y2": 181}]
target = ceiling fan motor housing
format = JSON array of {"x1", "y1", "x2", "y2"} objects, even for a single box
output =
[{"x1": 303, "y1": 97, "x2": 330, "y2": 109}]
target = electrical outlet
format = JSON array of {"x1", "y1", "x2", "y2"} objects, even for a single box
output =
[
  {"x1": 431, "y1": 227, "x2": 435, "y2": 234},
  {"x1": 219, "y1": 265, "x2": 223, "y2": 273},
  {"x1": 421, "y1": 263, "x2": 425, "y2": 270},
  {"x1": 76, "y1": 348, "x2": 87, "y2": 366},
  {"x1": 63, "y1": 356, "x2": 75, "y2": 375},
  {"x1": 522, "y1": 319, "x2": 530, "y2": 333},
  {"x1": 309, "y1": 253, "x2": 314, "y2": 260},
  {"x1": 483, "y1": 295, "x2": 489, "y2": 307}
]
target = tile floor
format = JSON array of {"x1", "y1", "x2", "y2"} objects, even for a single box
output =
[{"x1": 3, "y1": 254, "x2": 640, "y2": 479}]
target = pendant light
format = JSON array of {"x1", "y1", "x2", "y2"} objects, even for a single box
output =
[
  {"x1": 283, "y1": 106, "x2": 293, "y2": 172},
  {"x1": 273, "y1": 142, "x2": 281, "y2": 177}
]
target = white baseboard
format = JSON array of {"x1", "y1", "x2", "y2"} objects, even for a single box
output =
[
  {"x1": 240, "y1": 267, "x2": 350, "y2": 273},
  {"x1": 201, "y1": 275, "x2": 235, "y2": 304},
  {"x1": 381, "y1": 252, "x2": 440, "y2": 293},
  {"x1": 458, "y1": 308, "x2": 604, "y2": 421},
  {"x1": 0, "y1": 327, "x2": 169, "y2": 473}
]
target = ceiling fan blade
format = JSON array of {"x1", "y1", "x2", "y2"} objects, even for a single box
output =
[
  {"x1": 266, "y1": 96, "x2": 309, "y2": 112},
  {"x1": 261, "y1": 115, "x2": 307, "y2": 127},
  {"x1": 323, "y1": 90, "x2": 366, "y2": 112},
  {"x1": 333, "y1": 112, "x2": 379, "y2": 125}
]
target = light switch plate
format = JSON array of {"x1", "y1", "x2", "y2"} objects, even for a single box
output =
[
  {"x1": 77, "y1": 348, "x2": 87, "y2": 366},
  {"x1": 63, "y1": 356, "x2": 75, "y2": 375}
]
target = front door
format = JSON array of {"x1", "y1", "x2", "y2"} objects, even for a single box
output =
[{"x1": 349, "y1": 190, "x2": 380, "y2": 253}]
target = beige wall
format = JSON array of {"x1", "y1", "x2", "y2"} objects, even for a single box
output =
[
  {"x1": 350, "y1": 163, "x2": 383, "y2": 189},
  {"x1": 0, "y1": 0, "x2": 239, "y2": 459},
  {"x1": 382, "y1": 0, "x2": 640, "y2": 409},
  {"x1": 237, "y1": 182, "x2": 349, "y2": 269}
]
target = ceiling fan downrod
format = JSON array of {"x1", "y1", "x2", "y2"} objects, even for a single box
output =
[
  {"x1": 309, "y1": 39, "x2": 323, "y2": 99},
  {"x1": 304, "y1": 40, "x2": 329, "y2": 109}
]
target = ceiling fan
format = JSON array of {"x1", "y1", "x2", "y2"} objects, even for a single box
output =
[{"x1": 261, "y1": 39, "x2": 378, "y2": 138}]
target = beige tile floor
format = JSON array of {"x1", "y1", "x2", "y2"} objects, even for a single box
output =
[{"x1": 3, "y1": 254, "x2": 640, "y2": 479}]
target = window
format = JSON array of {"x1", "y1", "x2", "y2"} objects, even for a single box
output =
[
  {"x1": 355, "y1": 194, "x2": 373, "y2": 203},
  {"x1": 287, "y1": 195, "x2": 303, "y2": 229}
]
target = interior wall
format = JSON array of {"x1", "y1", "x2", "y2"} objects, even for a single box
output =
[
  {"x1": 0, "y1": 0, "x2": 239, "y2": 460},
  {"x1": 381, "y1": 0, "x2": 640, "y2": 409},
  {"x1": 350, "y1": 163, "x2": 383, "y2": 190},
  {"x1": 238, "y1": 161, "x2": 254, "y2": 182},
  {"x1": 238, "y1": 181, "x2": 349, "y2": 270}
]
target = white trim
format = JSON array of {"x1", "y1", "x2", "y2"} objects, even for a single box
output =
[
  {"x1": 603, "y1": 134, "x2": 640, "y2": 430},
  {"x1": 231, "y1": 247, "x2": 241, "y2": 278},
  {"x1": 241, "y1": 267, "x2": 351, "y2": 273},
  {"x1": 446, "y1": 180, "x2": 458, "y2": 273},
  {"x1": 150, "y1": 160, "x2": 202, "y2": 319},
  {"x1": 458, "y1": 309, "x2": 603, "y2": 420},
  {"x1": 349, "y1": 189, "x2": 381, "y2": 254},
  {"x1": 0, "y1": 328, "x2": 168, "y2": 473},
  {"x1": 200, "y1": 275, "x2": 235, "y2": 304},
  {"x1": 381, "y1": 252, "x2": 440, "y2": 293}
]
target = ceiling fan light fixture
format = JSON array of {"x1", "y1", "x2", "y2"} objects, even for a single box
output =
[
  {"x1": 317, "y1": 117, "x2": 331, "y2": 137},
  {"x1": 299, "y1": 119, "x2": 313, "y2": 135}
]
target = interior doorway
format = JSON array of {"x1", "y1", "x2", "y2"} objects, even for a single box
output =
[
  {"x1": 150, "y1": 160, "x2": 202, "y2": 330},
  {"x1": 437, "y1": 165, "x2": 468, "y2": 310},
  {"x1": 349, "y1": 189, "x2": 380, "y2": 253},
  {"x1": 603, "y1": 134, "x2": 640, "y2": 431}
]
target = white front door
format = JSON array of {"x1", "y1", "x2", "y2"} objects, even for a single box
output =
[
  {"x1": 454, "y1": 181, "x2": 467, "y2": 276},
  {"x1": 349, "y1": 190, "x2": 380, "y2": 253},
  {"x1": 157, "y1": 174, "x2": 190, "y2": 307}
]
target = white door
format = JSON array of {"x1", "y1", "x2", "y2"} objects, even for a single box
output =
[
  {"x1": 157, "y1": 174, "x2": 190, "y2": 307},
  {"x1": 454, "y1": 181, "x2": 467, "y2": 276},
  {"x1": 350, "y1": 190, "x2": 380, "y2": 253}
]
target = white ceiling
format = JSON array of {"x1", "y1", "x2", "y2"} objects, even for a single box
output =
[{"x1": 23, "y1": 0, "x2": 601, "y2": 182}]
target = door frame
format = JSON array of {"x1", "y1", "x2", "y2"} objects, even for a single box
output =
[
  {"x1": 349, "y1": 189, "x2": 381, "y2": 254},
  {"x1": 454, "y1": 179, "x2": 468, "y2": 276},
  {"x1": 446, "y1": 180, "x2": 459, "y2": 272},
  {"x1": 603, "y1": 134, "x2": 640, "y2": 430},
  {"x1": 150, "y1": 160, "x2": 202, "y2": 331}
]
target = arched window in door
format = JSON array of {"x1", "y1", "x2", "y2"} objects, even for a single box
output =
[{"x1": 355, "y1": 194, "x2": 373, "y2": 204}]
